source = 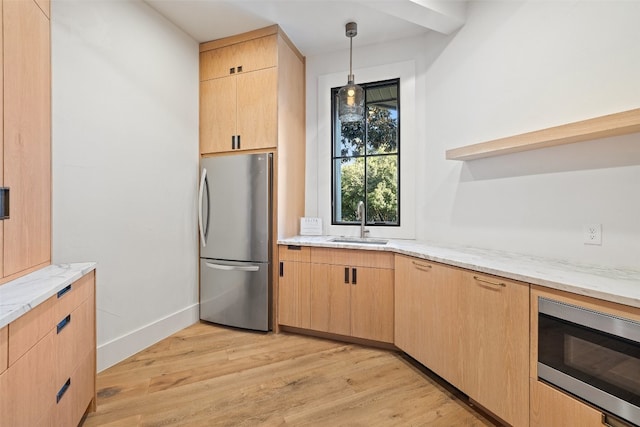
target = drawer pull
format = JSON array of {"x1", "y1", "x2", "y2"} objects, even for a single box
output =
[
  {"x1": 56, "y1": 378, "x2": 71, "y2": 403},
  {"x1": 57, "y1": 314, "x2": 71, "y2": 334},
  {"x1": 473, "y1": 276, "x2": 506, "y2": 288},
  {"x1": 287, "y1": 245, "x2": 302, "y2": 250},
  {"x1": 412, "y1": 260, "x2": 432, "y2": 272},
  {"x1": 57, "y1": 284, "x2": 72, "y2": 298}
]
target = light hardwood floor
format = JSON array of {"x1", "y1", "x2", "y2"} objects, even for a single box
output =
[{"x1": 83, "y1": 323, "x2": 497, "y2": 426}]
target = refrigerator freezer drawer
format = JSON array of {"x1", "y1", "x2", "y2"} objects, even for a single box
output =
[{"x1": 200, "y1": 259, "x2": 270, "y2": 331}]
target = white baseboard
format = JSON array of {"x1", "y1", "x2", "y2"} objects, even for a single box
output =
[{"x1": 97, "y1": 303, "x2": 199, "y2": 372}]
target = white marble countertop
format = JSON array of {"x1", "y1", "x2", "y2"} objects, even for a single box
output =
[
  {"x1": 278, "y1": 236, "x2": 640, "y2": 309},
  {"x1": 0, "y1": 263, "x2": 97, "y2": 328}
]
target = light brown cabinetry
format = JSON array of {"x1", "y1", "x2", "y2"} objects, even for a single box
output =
[
  {"x1": 530, "y1": 379, "x2": 602, "y2": 427},
  {"x1": 0, "y1": 326, "x2": 7, "y2": 374},
  {"x1": 309, "y1": 248, "x2": 394, "y2": 343},
  {"x1": 278, "y1": 246, "x2": 311, "y2": 329},
  {"x1": 461, "y1": 271, "x2": 529, "y2": 427},
  {"x1": 394, "y1": 255, "x2": 529, "y2": 426},
  {"x1": 200, "y1": 34, "x2": 277, "y2": 81},
  {"x1": 200, "y1": 32, "x2": 282, "y2": 154},
  {"x1": 200, "y1": 67, "x2": 277, "y2": 153},
  {"x1": 1, "y1": 0, "x2": 51, "y2": 282},
  {"x1": 394, "y1": 255, "x2": 463, "y2": 386},
  {"x1": 0, "y1": 271, "x2": 96, "y2": 426}
]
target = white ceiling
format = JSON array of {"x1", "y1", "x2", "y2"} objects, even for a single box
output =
[{"x1": 145, "y1": 0, "x2": 467, "y2": 56}]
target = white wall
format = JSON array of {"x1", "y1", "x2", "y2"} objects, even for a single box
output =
[
  {"x1": 51, "y1": 0, "x2": 200, "y2": 371},
  {"x1": 306, "y1": 0, "x2": 640, "y2": 269}
]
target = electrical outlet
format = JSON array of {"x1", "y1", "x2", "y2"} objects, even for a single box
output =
[{"x1": 583, "y1": 224, "x2": 602, "y2": 245}]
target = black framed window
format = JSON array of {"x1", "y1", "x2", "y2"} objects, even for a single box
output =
[{"x1": 331, "y1": 78, "x2": 400, "y2": 226}]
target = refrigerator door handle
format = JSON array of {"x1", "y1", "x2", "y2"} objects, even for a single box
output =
[
  {"x1": 205, "y1": 262, "x2": 260, "y2": 272},
  {"x1": 198, "y1": 168, "x2": 210, "y2": 247}
]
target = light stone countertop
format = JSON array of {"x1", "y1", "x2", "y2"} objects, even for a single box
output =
[
  {"x1": 278, "y1": 236, "x2": 640, "y2": 309},
  {"x1": 0, "y1": 262, "x2": 97, "y2": 328}
]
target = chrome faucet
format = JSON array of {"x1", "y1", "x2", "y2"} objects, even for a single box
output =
[{"x1": 356, "y1": 201, "x2": 369, "y2": 238}]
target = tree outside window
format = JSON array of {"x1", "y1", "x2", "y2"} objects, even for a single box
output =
[{"x1": 332, "y1": 79, "x2": 399, "y2": 226}]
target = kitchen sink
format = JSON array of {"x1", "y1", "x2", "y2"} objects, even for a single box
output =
[{"x1": 329, "y1": 237, "x2": 389, "y2": 245}]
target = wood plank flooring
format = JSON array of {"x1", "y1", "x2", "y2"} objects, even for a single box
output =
[{"x1": 83, "y1": 323, "x2": 497, "y2": 426}]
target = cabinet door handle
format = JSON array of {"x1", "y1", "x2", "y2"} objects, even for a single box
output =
[
  {"x1": 57, "y1": 284, "x2": 72, "y2": 298},
  {"x1": 229, "y1": 67, "x2": 235, "y2": 74},
  {"x1": 352, "y1": 268, "x2": 357, "y2": 285},
  {"x1": 279, "y1": 262, "x2": 284, "y2": 277},
  {"x1": 56, "y1": 378, "x2": 71, "y2": 403},
  {"x1": 412, "y1": 260, "x2": 432, "y2": 272},
  {"x1": 56, "y1": 314, "x2": 71, "y2": 334},
  {"x1": 237, "y1": 135, "x2": 241, "y2": 150},
  {"x1": 344, "y1": 267, "x2": 349, "y2": 284},
  {"x1": 232, "y1": 135, "x2": 236, "y2": 150},
  {"x1": 473, "y1": 275, "x2": 506, "y2": 288},
  {"x1": 237, "y1": 65, "x2": 243, "y2": 73}
]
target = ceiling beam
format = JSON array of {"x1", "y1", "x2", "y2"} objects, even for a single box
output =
[{"x1": 355, "y1": 0, "x2": 466, "y2": 35}]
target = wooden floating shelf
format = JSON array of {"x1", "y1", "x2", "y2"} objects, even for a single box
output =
[{"x1": 446, "y1": 108, "x2": 640, "y2": 161}]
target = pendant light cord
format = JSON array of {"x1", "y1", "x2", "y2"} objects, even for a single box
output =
[{"x1": 349, "y1": 36, "x2": 353, "y2": 81}]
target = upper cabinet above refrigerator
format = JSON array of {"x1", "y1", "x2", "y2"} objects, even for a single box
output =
[{"x1": 199, "y1": 25, "x2": 304, "y2": 156}]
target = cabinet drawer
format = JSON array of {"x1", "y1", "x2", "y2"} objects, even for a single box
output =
[
  {"x1": 55, "y1": 352, "x2": 95, "y2": 427},
  {"x1": 8, "y1": 295, "x2": 55, "y2": 365},
  {"x1": 55, "y1": 271, "x2": 94, "y2": 322},
  {"x1": 1, "y1": 326, "x2": 7, "y2": 373},
  {"x1": 0, "y1": 329, "x2": 56, "y2": 427},
  {"x1": 311, "y1": 247, "x2": 394, "y2": 269},
  {"x1": 279, "y1": 245, "x2": 310, "y2": 262},
  {"x1": 530, "y1": 379, "x2": 603, "y2": 426},
  {"x1": 200, "y1": 35, "x2": 277, "y2": 81},
  {"x1": 55, "y1": 298, "x2": 94, "y2": 386}
]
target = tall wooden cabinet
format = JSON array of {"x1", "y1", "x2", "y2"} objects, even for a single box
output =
[
  {"x1": 200, "y1": 26, "x2": 306, "y2": 329},
  {"x1": 0, "y1": 0, "x2": 51, "y2": 283}
]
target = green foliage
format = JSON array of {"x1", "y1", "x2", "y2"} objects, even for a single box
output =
[
  {"x1": 339, "y1": 105, "x2": 398, "y2": 156},
  {"x1": 336, "y1": 105, "x2": 398, "y2": 224}
]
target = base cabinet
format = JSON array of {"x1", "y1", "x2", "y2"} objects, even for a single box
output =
[
  {"x1": 394, "y1": 255, "x2": 463, "y2": 385},
  {"x1": 278, "y1": 246, "x2": 311, "y2": 329},
  {"x1": 394, "y1": 254, "x2": 529, "y2": 426},
  {"x1": 278, "y1": 246, "x2": 394, "y2": 344},
  {"x1": 461, "y1": 271, "x2": 529, "y2": 427},
  {"x1": 309, "y1": 248, "x2": 394, "y2": 343},
  {"x1": 0, "y1": 271, "x2": 96, "y2": 426},
  {"x1": 530, "y1": 379, "x2": 603, "y2": 427}
]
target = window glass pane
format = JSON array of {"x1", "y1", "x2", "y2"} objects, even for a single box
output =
[
  {"x1": 366, "y1": 155, "x2": 398, "y2": 224},
  {"x1": 334, "y1": 157, "x2": 364, "y2": 222},
  {"x1": 366, "y1": 84, "x2": 398, "y2": 155},
  {"x1": 331, "y1": 78, "x2": 400, "y2": 227},
  {"x1": 335, "y1": 118, "x2": 365, "y2": 158}
]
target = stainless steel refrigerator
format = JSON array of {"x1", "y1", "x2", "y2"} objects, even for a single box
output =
[{"x1": 198, "y1": 153, "x2": 272, "y2": 331}]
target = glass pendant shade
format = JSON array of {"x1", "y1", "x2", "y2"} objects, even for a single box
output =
[
  {"x1": 338, "y1": 22, "x2": 364, "y2": 123},
  {"x1": 338, "y1": 80, "x2": 364, "y2": 123}
]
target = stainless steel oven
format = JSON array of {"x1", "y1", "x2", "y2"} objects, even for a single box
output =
[{"x1": 538, "y1": 297, "x2": 640, "y2": 426}]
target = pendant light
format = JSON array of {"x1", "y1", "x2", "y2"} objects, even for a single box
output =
[{"x1": 338, "y1": 22, "x2": 364, "y2": 123}]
